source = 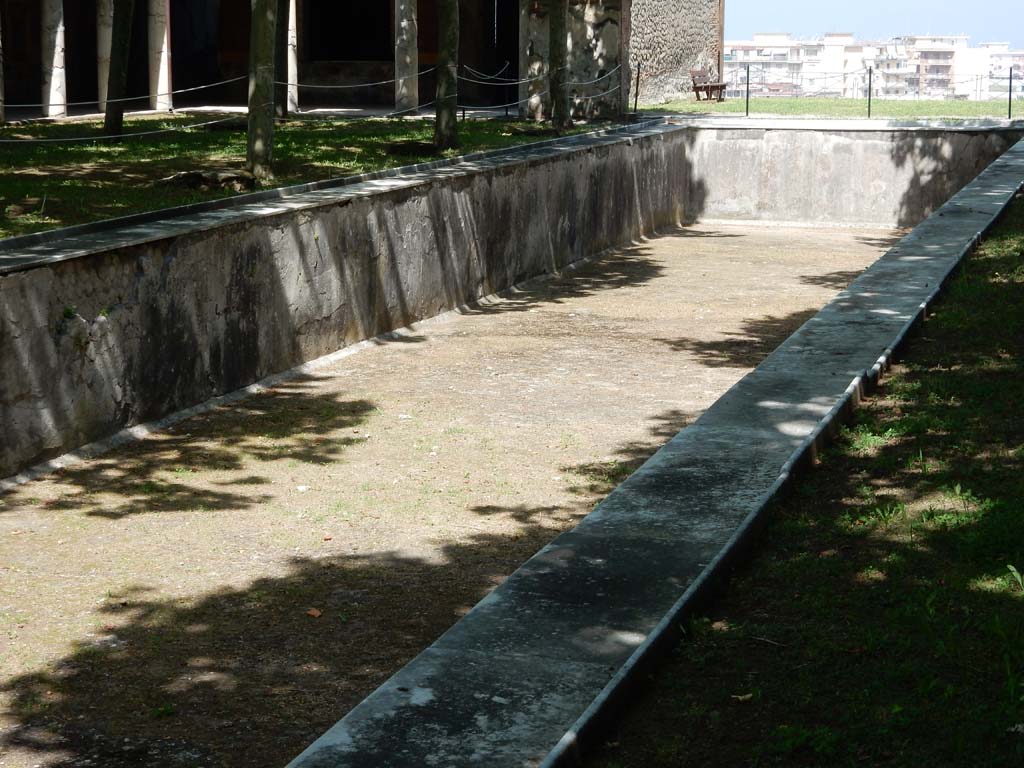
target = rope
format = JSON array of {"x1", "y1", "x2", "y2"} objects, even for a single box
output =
[
  {"x1": 566, "y1": 65, "x2": 622, "y2": 87},
  {"x1": 0, "y1": 112, "x2": 259, "y2": 144},
  {"x1": 572, "y1": 84, "x2": 622, "y2": 100},
  {"x1": 1, "y1": 75, "x2": 248, "y2": 109},
  {"x1": 464, "y1": 62, "x2": 512, "y2": 81},
  {"x1": 456, "y1": 90, "x2": 549, "y2": 111},
  {"x1": 274, "y1": 68, "x2": 437, "y2": 90}
]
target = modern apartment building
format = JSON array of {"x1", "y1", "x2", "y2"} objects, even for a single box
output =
[{"x1": 723, "y1": 31, "x2": 1023, "y2": 101}]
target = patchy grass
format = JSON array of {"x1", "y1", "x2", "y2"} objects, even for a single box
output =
[
  {"x1": 0, "y1": 115, "x2": 598, "y2": 238},
  {"x1": 589, "y1": 196, "x2": 1024, "y2": 768},
  {"x1": 648, "y1": 95, "x2": 1020, "y2": 120}
]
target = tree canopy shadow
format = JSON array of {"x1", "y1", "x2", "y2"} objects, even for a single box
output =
[
  {"x1": 799, "y1": 268, "x2": 868, "y2": 290},
  {"x1": 0, "y1": 514, "x2": 581, "y2": 768},
  {"x1": 0, "y1": 379, "x2": 375, "y2": 520},
  {"x1": 654, "y1": 308, "x2": 819, "y2": 368},
  {"x1": 586, "y1": 199, "x2": 1024, "y2": 768}
]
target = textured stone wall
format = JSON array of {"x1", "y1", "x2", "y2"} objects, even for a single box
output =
[
  {"x1": 2, "y1": 126, "x2": 1020, "y2": 478},
  {"x1": 629, "y1": 0, "x2": 722, "y2": 104},
  {"x1": 0, "y1": 129, "x2": 692, "y2": 477},
  {"x1": 519, "y1": 0, "x2": 628, "y2": 119}
]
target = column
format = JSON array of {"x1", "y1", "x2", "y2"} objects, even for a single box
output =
[
  {"x1": 394, "y1": 0, "x2": 418, "y2": 112},
  {"x1": 148, "y1": 0, "x2": 172, "y2": 111},
  {"x1": 287, "y1": 0, "x2": 299, "y2": 111},
  {"x1": 97, "y1": 0, "x2": 114, "y2": 112},
  {"x1": 41, "y1": 0, "x2": 67, "y2": 118}
]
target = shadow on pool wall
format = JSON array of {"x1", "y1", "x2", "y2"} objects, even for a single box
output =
[
  {"x1": 0, "y1": 126, "x2": 706, "y2": 480},
  {"x1": 2, "y1": 123, "x2": 1022, "y2": 482}
]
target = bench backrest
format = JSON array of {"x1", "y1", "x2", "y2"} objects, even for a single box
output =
[{"x1": 690, "y1": 68, "x2": 712, "y2": 85}]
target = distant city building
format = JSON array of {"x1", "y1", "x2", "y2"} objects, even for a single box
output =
[{"x1": 722, "y1": 32, "x2": 1024, "y2": 101}]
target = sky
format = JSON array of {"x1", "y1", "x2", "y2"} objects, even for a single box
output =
[{"x1": 725, "y1": 0, "x2": 1022, "y2": 49}]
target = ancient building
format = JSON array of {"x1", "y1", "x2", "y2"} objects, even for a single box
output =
[{"x1": 0, "y1": 0, "x2": 723, "y2": 119}]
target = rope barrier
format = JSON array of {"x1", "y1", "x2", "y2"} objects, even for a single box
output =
[
  {"x1": 274, "y1": 68, "x2": 437, "y2": 90},
  {"x1": 1, "y1": 75, "x2": 248, "y2": 110},
  {"x1": 456, "y1": 90, "x2": 549, "y2": 111},
  {"x1": 0, "y1": 113, "x2": 251, "y2": 144},
  {"x1": 464, "y1": 62, "x2": 512, "y2": 81},
  {"x1": 572, "y1": 84, "x2": 622, "y2": 101},
  {"x1": 567, "y1": 65, "x2": 622, "y2": 87}
]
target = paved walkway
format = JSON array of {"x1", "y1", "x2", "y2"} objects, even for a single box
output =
[{"x1": 0, "y1": 224, "x2": 887, "y2": 768}]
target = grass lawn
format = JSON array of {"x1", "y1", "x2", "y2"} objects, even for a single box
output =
[
  {"x1": 648, "y1": 95, "x2": 1020, "y2": 121},
  {"x1": 0, "y1": 115, "x2": 595, "y2": 239},
  {"x1": 589, "y1": 195, "x2": 1024, "y2": 767}
]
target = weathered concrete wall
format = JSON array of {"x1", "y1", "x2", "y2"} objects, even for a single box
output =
[
  {"x1": 628, "y1": 0, "x2": 723, "y2": 104},
  {"x1": 2, "y1": 123, "x2": 1021, "y2": 478},
  {"x1": 519, "y1": 0, "x2": 628, "y2": 119},
  {"x1": 685, "y1": 124, "x2": 1024, "y2": 227},
  {"x1": 0, "y1": 128, "x2": 694, "y2": 478}
]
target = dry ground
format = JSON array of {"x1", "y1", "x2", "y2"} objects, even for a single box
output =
[{"x1": 0, "y1": 223, "x2": 893, "y2": 767}]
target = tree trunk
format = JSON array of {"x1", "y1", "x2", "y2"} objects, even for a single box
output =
[
  {"x1": 434, "y1": 0, "x2": 459, "y2": 150},
  {"x1": 549, "y1": 0, "x2": 571, "y2": 129},
  {"x1": 248, "y1": 0, "x2": 278, "y2": 180},
  {"x1": 0, "y1": 10, "x2": 5, "y2": 125},
  {"x1": 104, "y1": 0, "x2": 134, "y2": 134},
  {"x1": 273, "y1": 0, "x2": 289, "y2": 119}
]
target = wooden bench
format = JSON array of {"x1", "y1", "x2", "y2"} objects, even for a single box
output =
[{"x1": 690, "y1": 68, "x2": 726, "y2": 101}]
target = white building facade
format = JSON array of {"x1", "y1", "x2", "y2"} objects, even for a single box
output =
[{"x1": 723, "y1": 31, "x2": 1023, "y2": 101}]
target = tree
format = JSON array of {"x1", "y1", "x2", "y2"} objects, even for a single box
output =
[
  {"x1": 273, "y1": 0, "x2": 290, "y2": 119},
  {"x1": 549, "y1": 0, "x2": 571, "y2": 129},
  {"x1": 0, "y1": 8, "x2": 5, "y2": 125},
  {"x1": 248, "y1": 0, "x2": 278, "y2": 180},
  {"x1": 104, "y1": 0, "x2": 134, "y2": 135},
  {"x1": 434, "y1": 0, "x2": 459, "y2": 150}
]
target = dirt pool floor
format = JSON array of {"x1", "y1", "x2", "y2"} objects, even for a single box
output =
[{"x1": 0, "y1": 223, "x2": 895, "y2": 767}]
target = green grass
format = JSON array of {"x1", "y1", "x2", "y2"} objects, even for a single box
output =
[
  {"x1": 0, "y1": 115, "x2": 596, "y2": 239},
  {"x1": 648, "y1": 95, "x2": 1021, "y2": 120},
  {"x1": 589, "y1": 196, "x2": 1024, "y2": 767}
]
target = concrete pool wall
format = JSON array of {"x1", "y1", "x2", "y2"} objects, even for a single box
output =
[{"x1": 1, "y1": 119, "x2": 1022, "y2": 479}]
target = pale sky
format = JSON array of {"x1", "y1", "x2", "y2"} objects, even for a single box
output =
[{"x1": 725, "y1": 0, "x2": 1021, "y2": 49}]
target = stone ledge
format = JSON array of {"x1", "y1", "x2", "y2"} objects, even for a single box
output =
[
  {"x1": 0, "y1": 120, "x2": 669, "y2": 276},
  {"x1": 286, "y1": 138, "x2": 1024, "y2": 767}
]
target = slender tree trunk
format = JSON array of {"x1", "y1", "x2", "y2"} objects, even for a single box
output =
[
  {"x1": 434, "y1": 0, "x2": 459, "y2": 150},
  {"x1": 273, "y1": 0, "x2": 289, "y2": 119},
  {"x1": 549, "y1": 0, "x2": 571, "y2": 129},
  {"x1": 0, "y1": 9, "x2": 5, "y2": 125},
  {"x1": 104, "y1": 0, "x2": 134, "y2": 135},
  {"x1": 248, "y1": 0, "x2": 278, "y2": 180}
]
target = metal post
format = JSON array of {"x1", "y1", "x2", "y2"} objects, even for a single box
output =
[
  {"x1": 745, "y1": 64, "x2": 750, "y2": 117},
  {"x1": 633, "y1": 62, "x2": 641, "y2": 113},
  {"x1": 868, "y1": 67, "x2": 873, "y2": 118},
  {"x1": 1010, "y1": 67, "x2": 1014, "y2": 120}
]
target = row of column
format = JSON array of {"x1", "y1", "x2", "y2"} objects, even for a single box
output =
[
  {"x1": 40, "y1": 0, "x2": 170, "y2": 118},
  {"x1": 39, "y1": 0, "x2": 300, "y2": 119}
]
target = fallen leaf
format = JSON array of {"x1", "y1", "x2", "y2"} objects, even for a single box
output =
[
  {"x1": 711, "y1": 620, "x2": 729, "y2": 631},
  {"x1": 731, "y1": 693, "x2": 754, "y2": 702},
  {"x1": 306, "y1": 608, "x2": 322, "y2": 618}
]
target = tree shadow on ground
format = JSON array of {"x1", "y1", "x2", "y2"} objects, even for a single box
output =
[
  {"x1": 653, "y1": 308, "x2": 820, "y2": 368},
  {"x1": 0, "y1": 512, "x2": 583, "y2": 768},
  {"x1": 799, "y1": 268, "x2": 867, "y2": 290},
  {"x1": 0, "y1": 379, "x2": 375, "y2": 520},
  {"x1": 588, "y1": 201, "x2": 1024, "y2": 768}
]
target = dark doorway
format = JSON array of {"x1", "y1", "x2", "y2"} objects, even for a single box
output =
[
  {"x1": 170, "y1": 0, "x2": 249, "y2": 106},
  {"x1": 1, "y1": 0, "x2": 43, "y2": 111},
  {"x1": 64, "y1": 0, "x2": 98, "y2": 107},
  {"x1": 305, "y1": 1, "x2": 391, "y2": 62}
]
